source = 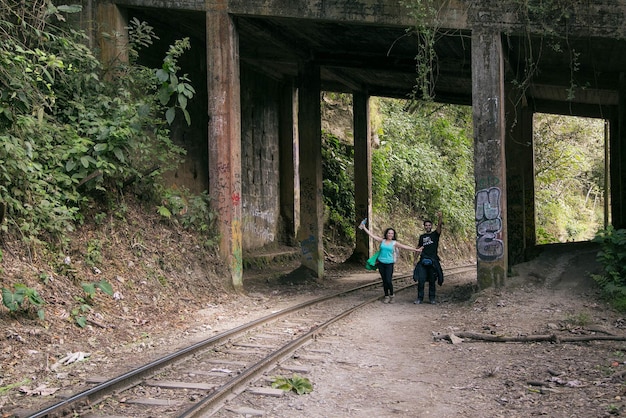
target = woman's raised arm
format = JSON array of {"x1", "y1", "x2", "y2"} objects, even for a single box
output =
[{"x1": 358, "y1": 224, "x2": 383, "y2": 242}]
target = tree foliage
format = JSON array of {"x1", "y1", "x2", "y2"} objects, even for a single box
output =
[
  {"x1": 322, "y1": 131, "x2": 355, "y2": 244},
  {"x1": 374, "y1": 99, "x2": 474, "y2": 238},
  {"x1": 533, "y1": 113, "x2": 605, "y2": 243},
  {"x1": 0, "y1": 0, "x2": 201, "y2": 250},
  {"x1": 592, "y1": 226, "x2": 626, "y2": 311}
]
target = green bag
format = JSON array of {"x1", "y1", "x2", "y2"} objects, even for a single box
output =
[{"x1": 365, "y1": 250, "x2": 380, "y2": 271}]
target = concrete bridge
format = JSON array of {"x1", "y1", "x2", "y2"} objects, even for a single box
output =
[{"x1": 81, "y1": 0, "x2": 626, "y2": 288}]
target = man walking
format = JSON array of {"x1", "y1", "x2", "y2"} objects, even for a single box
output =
[{"x1": 413, "y1": 211, "x2": 444, "y2": 304}]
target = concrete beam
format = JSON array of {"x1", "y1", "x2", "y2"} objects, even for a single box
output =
[
  {"x1": 220, "y1": 0, "x2": 469, "y2": 28},
  {"x1": 113, "y1": 0, "x2": 626, "y2": 38}
]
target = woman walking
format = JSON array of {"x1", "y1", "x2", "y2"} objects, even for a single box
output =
[{"x1": 359, "y1": 223, "x2": 422, "y2": 303}]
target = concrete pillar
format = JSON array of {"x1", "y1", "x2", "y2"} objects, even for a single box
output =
[
  {"x1": 95, "y1": 3, "x2": 127, "y2": 73},
  {"x1": 472, "y1": 29, "x2": 507, "y2": 287},
  {"x1": 613, "y1": 73, "x2": 626, "y2": 229},
  {"x1": 297, "y1": 61, "x2": 324, "y2": 278},
  {"x1": 353, "y1": 92, "x2": 372, "y2": 259},
  {"x1": 505, "y1": 91, "x2": 535, "y2": 265},
  {"x1": 206, "y1": 7, "x2": 243, "y2": 289},
  {"x1": 279, "y1": 80, "x2": 299, "y2": 245}
]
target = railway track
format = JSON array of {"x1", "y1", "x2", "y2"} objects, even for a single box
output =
[{"x1": 24, "y1": 264, "x2": 475, "y2": 418}]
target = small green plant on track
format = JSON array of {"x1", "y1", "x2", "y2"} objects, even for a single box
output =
[{"x1": 271, "y1": 374, "x2": 313, "y2": 395}]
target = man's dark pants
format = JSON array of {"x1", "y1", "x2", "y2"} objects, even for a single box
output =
[{"x1": 414, "y1": 262, "x2": 436, "y2": 302}]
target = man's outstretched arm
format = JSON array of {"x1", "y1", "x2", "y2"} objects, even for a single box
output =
[{"x1": 436, "y1": 211, "x2": 443, "y2": 235}]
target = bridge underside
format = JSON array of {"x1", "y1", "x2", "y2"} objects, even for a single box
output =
[{"x1": 96, "y1": 1, "x2": 626, "y2": 287}]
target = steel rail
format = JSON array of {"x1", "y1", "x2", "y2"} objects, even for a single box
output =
[
  {"x1": 26, "y1": 263, "x2": 475, "y2": 417},
  {"x1": 179, "y1": 267, "x2": 473, "y2": 417}
]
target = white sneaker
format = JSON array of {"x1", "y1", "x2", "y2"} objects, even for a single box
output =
[
  {"x1": 383, "y1": 296, "x2": 390, "y2": 303},
  {"x1": 389, "y1": 295, "x2": 395, "y2": 304}
]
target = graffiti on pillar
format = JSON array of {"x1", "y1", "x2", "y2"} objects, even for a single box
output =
[
  {"x1": 216, "y1": 162, "x2": 231, "y2": 226},
  {"x1": 483, "y1": 97, "x2": 499, "y2": 127},
  {"x1": 476, "y1": 175, "x2": 500, "y2": 190},
  {"x1": 231, "y1": 192, "x2": 241, "y2": 206},
  {"x1": 243, "y1": 208, "x2": 276, "y2": 242},
  {"x1": 231, "y1": 220, "x2": 243, "y2": 277},
  {"x1": 475, "y1": 186, "x2": 504, "y2": 261},
  {"x1": 300, "y1": 234, "x2": 315, "y2": 262}
]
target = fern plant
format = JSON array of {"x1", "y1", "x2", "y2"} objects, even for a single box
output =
[{"x1": 271, "y1": 374, "x2": 313, "y2": 395}]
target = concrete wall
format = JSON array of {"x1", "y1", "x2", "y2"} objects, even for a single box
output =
[
  {"x1": 240, "y1": 67, "x2": 282, "y2": 249},
  {"x1": 116, "y1": 7, "x2": 209, "y2": 195},
  {"x1": 163, "y1": 34, "x2": 209, "y2": 195}
]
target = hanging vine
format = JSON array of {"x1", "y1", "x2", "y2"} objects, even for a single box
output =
[
  {"x1": 401, "y1": 0, "x2": 447, "y2": 102},
  {"x1": 510, "y1": 0, "x2": 586, "y2": 106}
]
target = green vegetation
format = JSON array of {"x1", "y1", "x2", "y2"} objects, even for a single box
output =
[
  {"x1": 81, "y1": 280, "x2": 114, "y2": 300},
  {"x1": 322, "y1": 131, "x2": 355, "y2": 243},
  {"x1": 374, "y1": 99, "x2": 474, "y2": 238},
  {"x1": 0, "y1": 0, "x2": 217, "y2": 321},
  {"x1": 534, "y1": 114, "x2": 605, "y2": 243},
  {"x1": 271, "y1": 374, "x2": 313, "y2": 395},
  {"x1": 402, "y1": 0, "x2": 440, "y2": 101},
  {"x1": 0, "y1": 0, "x2": 214, "y2": 254},
  {"x1": 1, "y1": 283, "x2": 45, "y2": 319},
  {"x1": 593, "y1": 226, "x2": 626, "y2": 311}
]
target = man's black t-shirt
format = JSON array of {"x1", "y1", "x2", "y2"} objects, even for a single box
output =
[{"x1": 418, "y1": 230, "x2": 440, "y2": 260}]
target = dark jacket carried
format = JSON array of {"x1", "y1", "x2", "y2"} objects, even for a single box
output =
[{"x1": 413, "y1": 256, "x2": 444, "y2": 286}]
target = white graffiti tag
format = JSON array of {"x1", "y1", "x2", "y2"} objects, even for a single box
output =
[{"x1": 475, "y1": 187, "x2": 504, "y2": 261}]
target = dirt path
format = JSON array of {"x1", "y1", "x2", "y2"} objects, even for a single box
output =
[
  {"x1": 238, "y1": 243, "x2": 626, "y2": 418},
  {"x1": 5, "y1": 243, "x2": 626, "y2": 418}
]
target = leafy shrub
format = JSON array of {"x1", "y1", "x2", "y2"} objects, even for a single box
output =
[
  {"x1": 322, "y1": 132, "x2": 355, "y2": 244},
  {"x1": 592, "y1": 226, "x2": 626, "y2": 310},
  {"x1": 81, "y1": 280, "x2": 114, "y2": 299},
  {"x1": 1, "y1": 284, "x2": 45, "y2": 319},
  {"x1": 271, "y1": 374, "x2": 313, "y2": 395},
  {"x1": 157, "y1": 187, "x2": 218, "y2": 245},
  {"x1": 0, "y1": 1, "x2": 199, "y2": 250}
]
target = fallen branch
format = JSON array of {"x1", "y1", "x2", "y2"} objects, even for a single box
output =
[{"x1": 435, "y1": 331, "x2": 626, "y2": 344}]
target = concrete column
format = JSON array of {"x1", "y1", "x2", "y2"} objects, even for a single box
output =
[
  {"x1": 95, "y1": 3, "x2": 127, "y2": 73},
  {"x1": 297, "y1": 61, "x2": 324, "y2": 278},
  {"x1": 613, "y1": 73, "x2": 626, "y2": 229},
  {"x1": 279, "y1": 80, "x2": 299, "y2": 245},
  {"x1": 472, "y1": 29, "x2": 507, "y2": 287},
  {"x1": 353, "y1": 92, "x2": 372, "y2": 259},
  {"x1": 505, "y1": 91, "x2": 534, "y2": 265},
  {"x1": 206, "y1": 7, "x2": 243, "y2": 289}
]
